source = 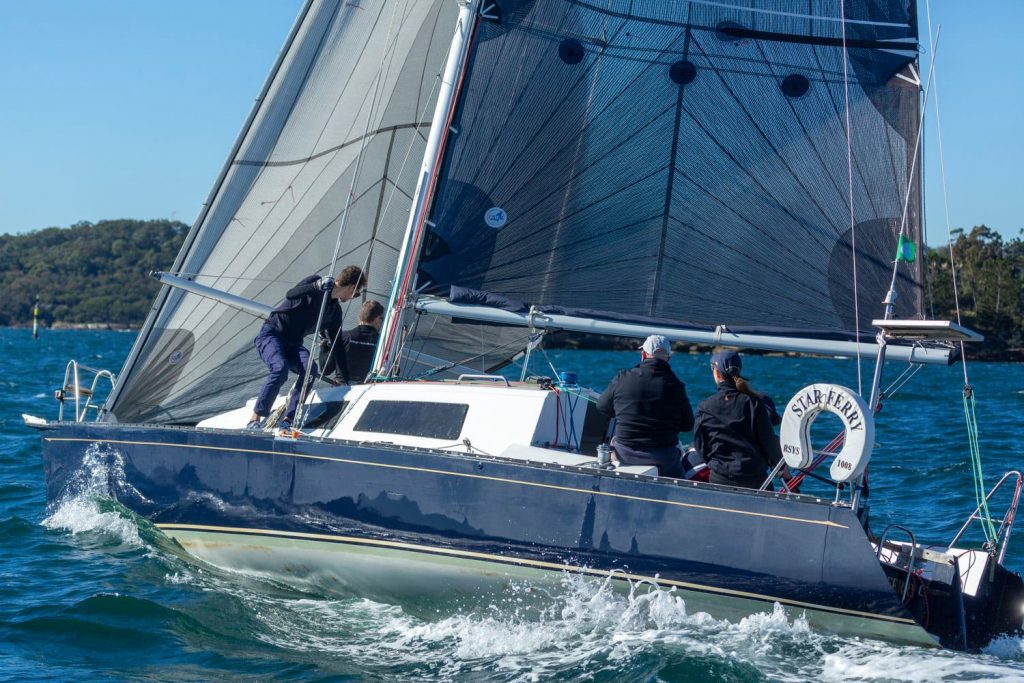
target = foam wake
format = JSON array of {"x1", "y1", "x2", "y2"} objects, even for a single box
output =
[{"x1": 42, "y1": 443, "x2": 141, "y2": 548}]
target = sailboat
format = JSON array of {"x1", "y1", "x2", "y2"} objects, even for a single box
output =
[{"x1": 26, "y1": 0, "x2": 1024, "y2": 650}]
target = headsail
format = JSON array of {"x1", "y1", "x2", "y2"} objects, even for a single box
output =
[
  {"x1": 404, "y1": 0, "x2": 925, "y2": 363},
  {"x1": 107, "y1": 0, "x2": 458, "y2": 424}
]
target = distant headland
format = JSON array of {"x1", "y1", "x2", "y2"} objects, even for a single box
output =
[{"x1": 3, "y1": 220, "x2": 1021, "y2": 360}]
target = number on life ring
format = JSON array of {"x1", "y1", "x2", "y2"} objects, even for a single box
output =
[{"x1": 778, "y1": 384, "x2": 874, "y2": 484}]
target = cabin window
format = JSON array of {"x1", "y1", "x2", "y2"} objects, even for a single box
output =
[
  {"x1": 354, "y1": 401, "x2": 469, "y2": 440},
  {"x1": 298, "y1": 401, "x2": 348, "y2": 430}
]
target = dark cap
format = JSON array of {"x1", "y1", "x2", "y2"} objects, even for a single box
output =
[{"x1": 710, "y1": 348, "x2": 743, "y2": 377}]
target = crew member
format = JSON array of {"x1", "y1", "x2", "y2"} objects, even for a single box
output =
[
  {"x1": 320, "y1": 299, "x2": 383, "y2": 384},
  {"x1": 693, "y1": 349, "x2": 792, "y2": 489},
  {"x1": 247, "y1": 265, "x2": 365, "y2": 430},
  {"x1": 596, "y1": 335, "x2": 694, "y2": 477}
]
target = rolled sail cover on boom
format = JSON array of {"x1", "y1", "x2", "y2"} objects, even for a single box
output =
[
  {"x1": 417, "y1": 0, "x2": 925, "y2": 340},
  {"x1": 106, "y1": 0, "x2": 458, "y2": 424}
]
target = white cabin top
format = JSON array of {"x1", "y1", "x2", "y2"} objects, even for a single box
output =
[{"x1": 196, "y1": 379, "x2": 658, "y2": 475}]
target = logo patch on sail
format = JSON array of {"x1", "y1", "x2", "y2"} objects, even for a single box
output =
[{"x1": 484, "y1": 207, "x2": 507, "y2": 229}]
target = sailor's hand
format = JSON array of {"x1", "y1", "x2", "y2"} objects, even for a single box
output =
[{"x1": 317, "y1": 276, "x2": 335, "y2": 292}]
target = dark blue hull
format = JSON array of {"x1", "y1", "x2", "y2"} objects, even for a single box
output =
[{"x1": 40, "y1": 421, "x2": 943, "y2": 645}]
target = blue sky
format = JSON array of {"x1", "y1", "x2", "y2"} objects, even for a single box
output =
[{"x1": 1, "y1": 1, "x2": 1021, "y2": 246}]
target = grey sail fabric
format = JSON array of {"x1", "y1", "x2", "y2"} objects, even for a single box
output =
[
  {"x1": 107, "y1": 0, "x2": 457, "y2": 424},
  {"x1": 416, "y1": 0, "x2": 924, "y2": 342}
]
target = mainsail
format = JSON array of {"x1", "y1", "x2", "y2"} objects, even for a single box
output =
[
  {"x1": 106, "y1": 0, "x2": 458, "y2": 424},
  {"x1": 404, "y1": 0, "x2": 925, "y2": 361}
]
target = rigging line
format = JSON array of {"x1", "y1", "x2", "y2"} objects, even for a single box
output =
[
  {"x1": 169, "y1": 177, "x2": 386, "y2": 340},
  {"x1": 884, "y1": 27, "x2": 941, "y2": 300},
  {"x1": 840, "y1": 0, "x2": 862, "y2": 396},
  {"x1": 223, "y1": 0, "x2": 387, "y2": 285},
  {"x1": 361, "y1": 2, "x2": 456, "y2": 309},
  {"x1": 793, "y1": 41, "x2": 884, "y2": 222},
  {"x1": 222, "y1": 6, "x2": 434, "y2": 309},
  {"x1": 923, "y1": 4, "x2": 993, "y2": 545},
  {"x1": 305, "y1": 1, "x2": 412, "y2": 164},
  {"x1": 236, "y1": 0, "x2": 427, "y2": 314},
  {"x1": 297, "y1": 0, "x2": 409, "y2": 426},
  {"x1": 372, "y1": 56, "x2": 446, "y2": 242},
  {"x1": 308, "y1": 0, "x2": 425, "y2": 402},
  {"x1": 882, "y1": 362, "x2": 922, "y2": 398},
  {"x1": 924, "y1": 7, "x2": 968, "y2": 387}
]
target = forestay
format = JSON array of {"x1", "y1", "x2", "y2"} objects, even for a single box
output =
[
  {"x1": 106, "y1": 0, "x2": 458, "y2": 424},
  {"x1": 409, "y1": 0, "x2": 925, "y2": 354}
]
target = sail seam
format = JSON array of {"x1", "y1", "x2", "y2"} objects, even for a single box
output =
[
  {"x1": 652, "y1": 19, "x2": 693, "y2": 317},
  {"x1": 233, "y1": 121, "x2": 431, "y2": 167}
]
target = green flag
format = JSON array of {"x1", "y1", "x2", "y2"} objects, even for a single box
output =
[{"x1": 895, "y1": 234, "x2": 916, "y2": 262}]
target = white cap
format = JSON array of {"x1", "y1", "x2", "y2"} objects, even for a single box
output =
[{"x1": 640, "y1": 334, "x2": 672, "y2": 358}]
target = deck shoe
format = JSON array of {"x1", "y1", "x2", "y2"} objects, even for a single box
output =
[
  {"x1": 278, "y1": 419, "x2": 292, "y2": 430},
  {"x1": 246, "y1": 419, "x2": 263, "y2": 430}
]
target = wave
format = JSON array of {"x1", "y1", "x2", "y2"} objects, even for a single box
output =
[{"x1": 41, "y1": 443, "x2": 142, "y2": 549}]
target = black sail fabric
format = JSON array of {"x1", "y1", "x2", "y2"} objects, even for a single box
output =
[
  {"x1": 417, "y1": 0, "x2": 924, "y2": 339},
  {"x1": 107, "y1": 0, "x2": 458, "y2": 424}
]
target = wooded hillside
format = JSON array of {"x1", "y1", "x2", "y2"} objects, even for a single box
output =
[
  {"x1": 927, "y1": 226, "x2": 1024, "y2": 360},
  {"x1": 0, "y1": 219, "x2": 186, "y2": 326}
]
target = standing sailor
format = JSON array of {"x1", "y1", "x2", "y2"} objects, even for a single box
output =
[
  {"x1": 247, "y1": 266, "x2": 365, "y2": 430},
  {"x1": 596, "y1": 335, "x2": 694, "y2": 477}
]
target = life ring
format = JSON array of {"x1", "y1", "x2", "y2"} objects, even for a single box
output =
[{"x1": 778, "y1": 384, "x2": 874, "y2": 484}]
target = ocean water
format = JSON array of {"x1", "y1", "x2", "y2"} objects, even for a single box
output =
[{"x1": 3, "y1": 328, "x2": 1024, "y2": 682}]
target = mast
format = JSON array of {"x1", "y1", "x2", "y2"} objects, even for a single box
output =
[{"x1": 372, "y1": 0, "x2": 480, "y2": 378}]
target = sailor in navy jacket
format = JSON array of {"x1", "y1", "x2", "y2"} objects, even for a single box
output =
[{"x1": 248, "y1": 266, "x2": 365, "y2": 428}]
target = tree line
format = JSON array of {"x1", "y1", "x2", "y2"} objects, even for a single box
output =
[
  {"x1": 1, "y1": 220, "x2": 1020, "y2": 359},
  {"x1": 0, "y1": 219, "x2": 186, "y2": 326},
  {"x1": 927, "y1": 225, "x2": 1024, "y2": 360}
]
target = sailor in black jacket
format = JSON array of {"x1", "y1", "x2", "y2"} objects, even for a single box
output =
[
  {"x1": 596, "y1": 335, "x2": 694, "y2": 477},
  {"x1": 319, "y1": 299, "x2": 383, "y2": 384},
  {"x1": 248, "y1": 265, "x2": 365, "y2": 429},
  {"x1": 693, "y1": 349, "x2": 791, "y2": 489}
]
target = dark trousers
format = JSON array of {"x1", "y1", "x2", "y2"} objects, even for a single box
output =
[
  {"x1": 612, "y1": 437, "x2": 685, "y2": 478},
  {"x1": 254, "y1": 331, "x2": 315, "y2": 420}
]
